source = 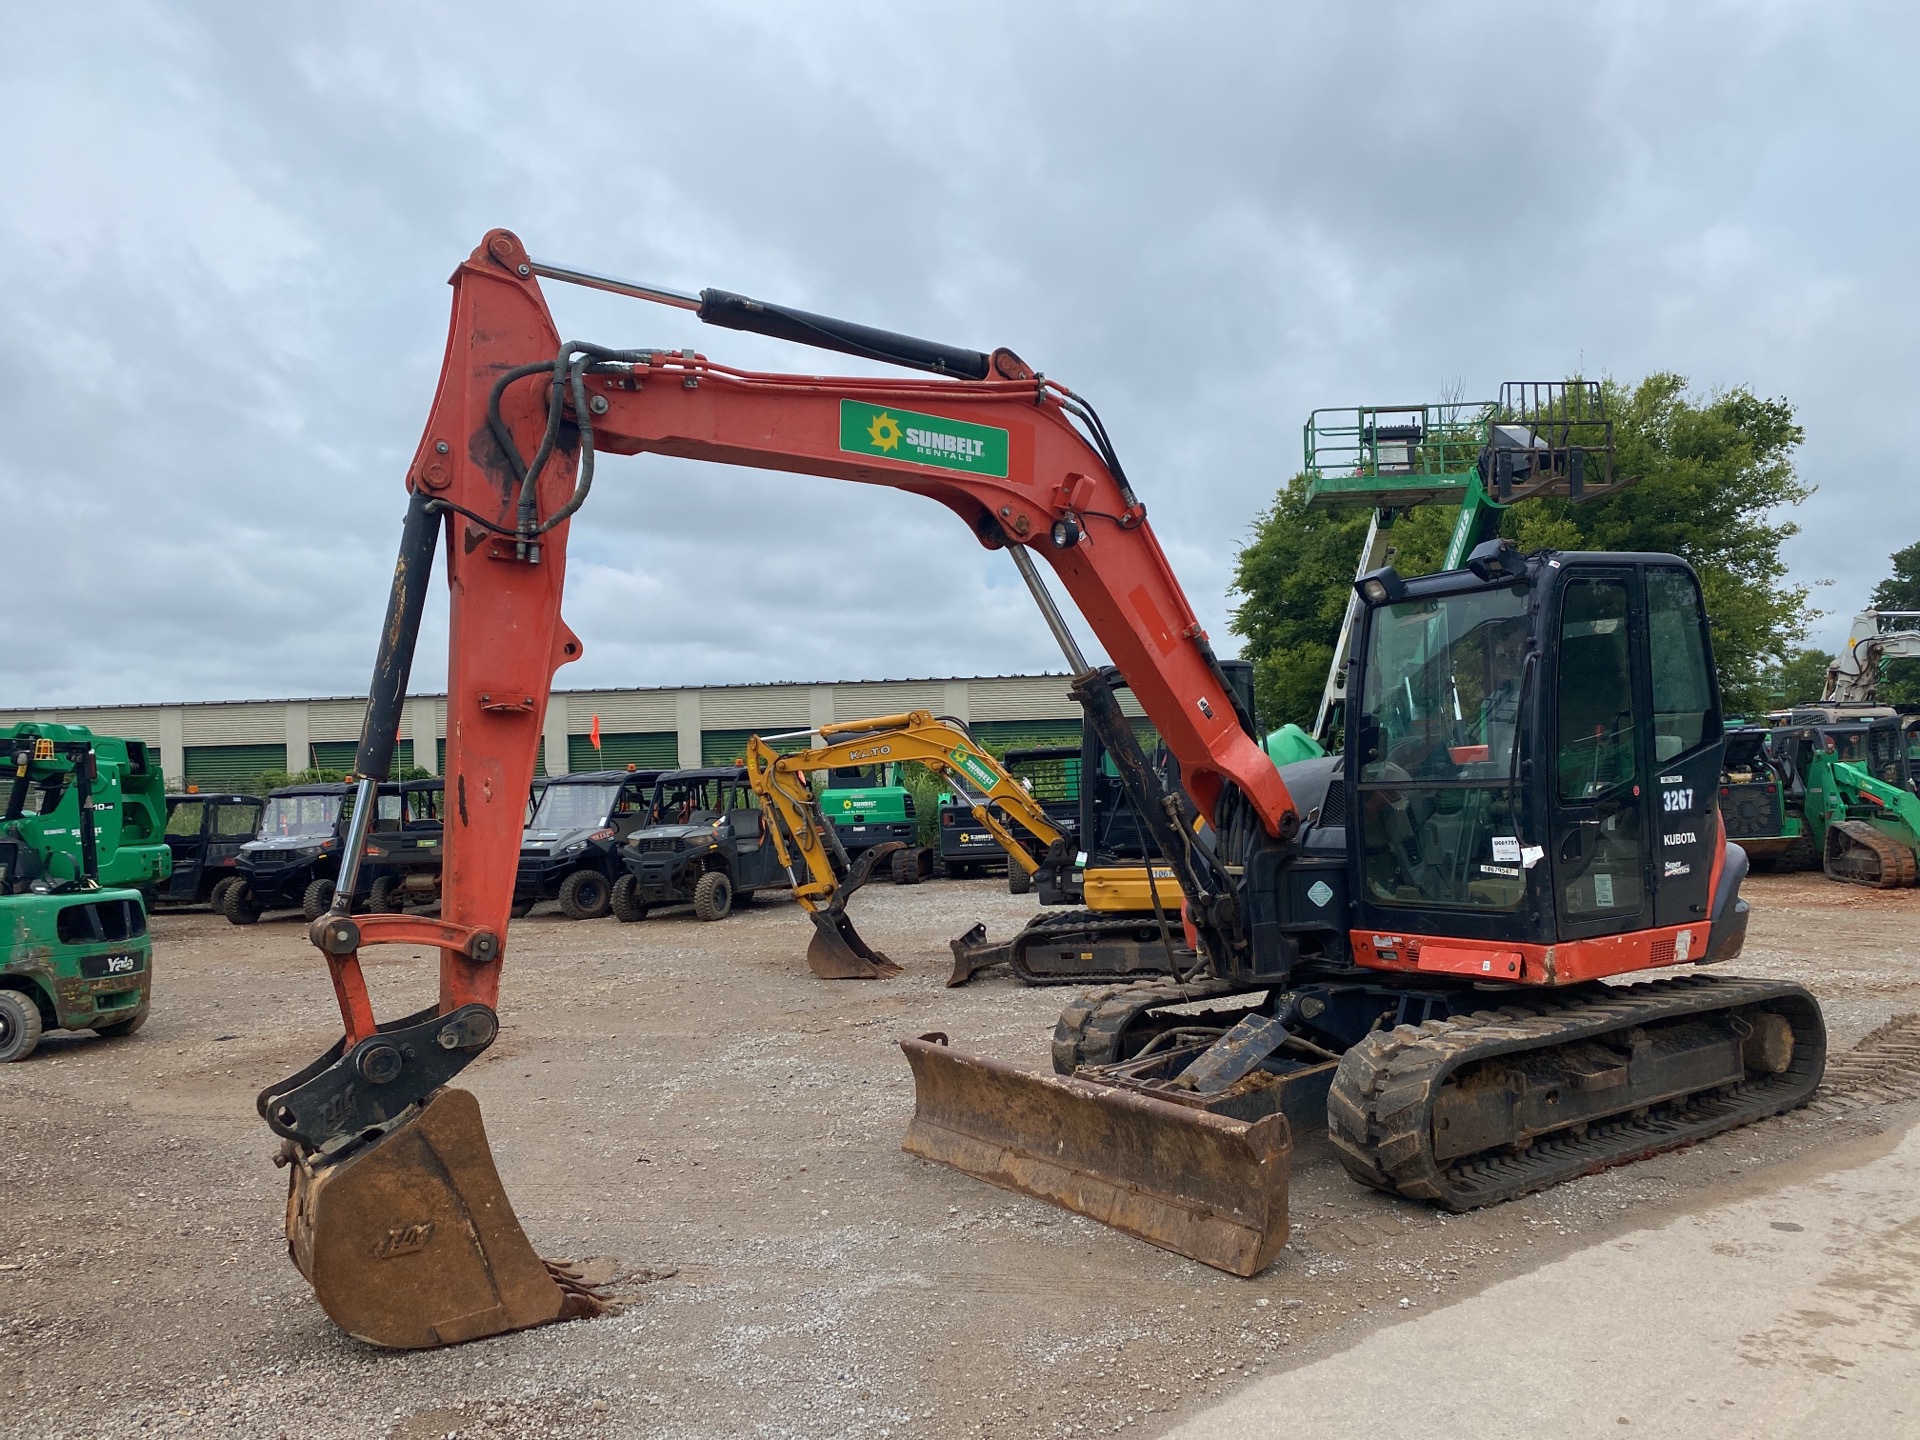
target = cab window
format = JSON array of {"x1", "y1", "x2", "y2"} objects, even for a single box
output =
[
  {"x1": 1646, "y1": 566, "x2": 1718, "y2": 762},
  {"x1": 1555, "y1": 578, "x2": 1636, "y2": 800},
  {"x1": 214, "y1": 802, "x2": 261, "y2": 836},
  {"x1": 166, "y1": 802, "x2": 206, "y2": 837}
]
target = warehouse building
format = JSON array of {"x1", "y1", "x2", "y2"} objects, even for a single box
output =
[{"x1": 0, "y1": 673, "x2": 1133, "y2": 790}]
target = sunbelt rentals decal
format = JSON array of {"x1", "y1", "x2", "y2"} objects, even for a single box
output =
[
  {"x1": 949, "y1": 747, "x2": 1001, "y2": 792},
  {"x1": 840, "y1": 400, "x2": 1009, "y2": 477}
]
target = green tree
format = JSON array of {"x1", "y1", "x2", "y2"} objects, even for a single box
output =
[
  {"x1": 1868, "y1": 540, "x2": 1920, "y2": 703},
  {"x1": 1760, "y1": 647, "x2": 1834, "y2": 710},
  {"x1": 1228, "y1": 482, "x2": 1457, "y2": 729},
  {"x1": 1230, "y1": 374, "x2": 1813, "y2": 725}
]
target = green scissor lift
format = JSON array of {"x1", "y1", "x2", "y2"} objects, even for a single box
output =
[{"x1": 1303, "y1": 381, "x2": 1627, "y2": 743}]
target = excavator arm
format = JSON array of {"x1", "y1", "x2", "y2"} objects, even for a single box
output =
[
  {"x1": 262, "y1": 228, "x2": 1296, "y2": 1348},
  {"x1": 746, "y1": 711, "x2": 1068, "y2": 978},
  {"x1": 1824, "y1": 611, "x2": 1920, "y2": 705}
]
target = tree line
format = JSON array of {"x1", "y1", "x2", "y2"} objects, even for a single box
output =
[{"x1": 1229, "y1": 373, "x2": 1915, "y2": 725}]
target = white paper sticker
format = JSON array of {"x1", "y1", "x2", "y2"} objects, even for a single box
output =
[
  {"x1": 1675, "y1": 929, "x2": 1693, "y2": 962},
  {"x1": 1491, "y1": 836, "x2": 1522, "y2": 863},
  {"x1": 1521, "y1": 845, "x2": 1545, "y2": 870},
  {"x1": 1594, "y1": 872, "x2": 1615, "y2": 907}
]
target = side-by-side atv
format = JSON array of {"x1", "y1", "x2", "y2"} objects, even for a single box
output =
[
  {"x1": 360, "y1": 780, "x2": 446, "y2": 913},
  {"x1": 161, "y1": 792, "x2": 265, "y2": 909},
  {"x1": 514, "y1": 768, "x2": 662, "y2": 918},
  {"x1": 611, "y1": 767, "x2": 783, "y2": 922},
  {"x1": 223, "y1": 781, "x2": 441, "y2": 923}
]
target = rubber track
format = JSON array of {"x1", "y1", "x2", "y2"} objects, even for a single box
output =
[
  {"x1": 1824, "y1": 819, "x2": 1918, "y2": 888},
  {"x1": 1051, "y1": 977, "x2": 1241, "y2": 1074},
  {"x1": 1326, "y1": 974, "x2": 1827, "y2": 1211},
  {"x1": 1007, "y1": 909, "x2": 1188, "y2": 987}
]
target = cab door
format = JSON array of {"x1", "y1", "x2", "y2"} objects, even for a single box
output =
[
  {"x1": 163, "y1": 799, "x2": 206, "y2": 900},
  {"x1": 1643, "y1": 564, "x2": 1722, "y2": 930},
  {"x1": 1546, "y1": 569, "x2": 1654, "y2": 940}
]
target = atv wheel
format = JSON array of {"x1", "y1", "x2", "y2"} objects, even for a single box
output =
[
  {"x1": 891, "y1": 850, "x2": 922, "y2": 886},
  {"x1": 558, "y1": 868, "x2": 613, "y2": 920},
  {"x1": 693, "y1": 870, "x2": 733, "y2": 922},
  {"x1": 221, "y1": 881, "x2": 261, "y2": 926},
  {"x1": 509, "y1": 898, "x2": 536, "y2": 918},
  {"x1": 367, "y1": 876, "x2": 401, "y2": 913},
  {"x1": 611, "y1": 874, "x2": 649, "y2": 923},
  {"x1": 302, "y1": 877, "x2": 337, "y2": 923},
  {"x1": 1007, "y1": 866, "x2": 1033, "y2": 895},
  {"x1": 93, "y1": 1010, "x2": 147, "y2": 1039},
  {"x1": 208, "y1": 876, "x2": 238, "y2": 913},
  {"x1": 0, "y1": 990, "x2": 43, "y2": 1063}
]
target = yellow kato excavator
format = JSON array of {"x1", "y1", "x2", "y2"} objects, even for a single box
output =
[{"x1": 744, "y1": 710, "x2": 1067, "y2": 979}]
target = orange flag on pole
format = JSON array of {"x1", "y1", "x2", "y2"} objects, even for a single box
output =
[{"x1": 590, "y1": 714, "x2": 602, "y2": 751}]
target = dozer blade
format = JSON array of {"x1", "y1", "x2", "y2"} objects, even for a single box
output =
[
  {"x1": 286, "y1": 1087, "x2": 608, "y2": 1349},
  {"x1": 804, "y1": 841, "x2": 906, "y2": 980},
  {"x1": 899, "y1": 1035, "x2": 1291, "y2": 1276}
]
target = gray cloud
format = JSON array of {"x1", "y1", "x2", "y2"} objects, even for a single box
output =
[{"x1": 3, "y1": 1, "x2": 1913, "y2": 706}]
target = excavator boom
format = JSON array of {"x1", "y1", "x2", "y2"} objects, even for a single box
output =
[{"x1": 265, "y1": 229, "x2": 1291, "y2": 1346}]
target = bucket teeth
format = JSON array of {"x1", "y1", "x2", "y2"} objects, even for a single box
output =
[{"x1": 543, "y1": 1258, "x2": 618, "y2": 1319}]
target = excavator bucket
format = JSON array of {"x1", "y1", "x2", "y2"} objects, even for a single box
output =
[
  {"x1": 284, "y1": 1088, "x2": 608, "y2": 1348},
  {"x1": 804, "y1": 841, "x2": 905, "y2": 980},
  {"x1": 807, "y1": 911, "x2": 903, "y2": 980},
  {"x1": 899, "y1": 1035, "x2": 1291, "y2": 1276}
]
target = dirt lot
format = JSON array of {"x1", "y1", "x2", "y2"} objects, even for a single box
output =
[{"x1": 4, "y1": 871, "x2": 1919, "y2": 1440}]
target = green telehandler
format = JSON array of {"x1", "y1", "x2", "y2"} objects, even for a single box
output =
[
  {"x1": 2, "y1": 727, "x2": 155, "y2": 1061},
  {"x1": 0, "y1": 721, "x2": 171, "y2": 901}
]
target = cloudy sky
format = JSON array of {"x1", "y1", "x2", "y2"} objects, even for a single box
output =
[{"x1": 4, "y1": 1, "x2": 1914, "y2": 707}]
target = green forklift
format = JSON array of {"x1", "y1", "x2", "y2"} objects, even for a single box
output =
[{"x1": 1, "y1": 727, "x2": 154, "y2": 1061}]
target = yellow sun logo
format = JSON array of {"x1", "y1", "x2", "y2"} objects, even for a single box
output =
[{"x1": 867, "y1": 411, "x2": 902, "y2": 452}]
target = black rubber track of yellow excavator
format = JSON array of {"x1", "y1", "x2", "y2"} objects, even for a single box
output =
[{"x1": 1326, "y1": 974, "x2": 1826, "y2": 1211}]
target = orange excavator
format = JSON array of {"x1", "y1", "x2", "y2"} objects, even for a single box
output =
[{"x1": 260, "y1": 230, "x2": 1826, "y2": 1348}]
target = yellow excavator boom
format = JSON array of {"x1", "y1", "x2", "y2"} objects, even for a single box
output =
[{"x1": 745, "y1": 711, "x2": 1067, "y2": 979}]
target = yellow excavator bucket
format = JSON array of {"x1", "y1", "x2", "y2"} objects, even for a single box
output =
[
  {"x1": 899, "y1": 1036, "x2": 1291, "y2": 1276},
  {"x1": 284, "y1": 1088, "x2": 607, "y2": 1349}
]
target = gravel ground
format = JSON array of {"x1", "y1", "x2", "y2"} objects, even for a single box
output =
[{"x1": 2, "y1": 870, "x2": 1917, "y2": 1440}]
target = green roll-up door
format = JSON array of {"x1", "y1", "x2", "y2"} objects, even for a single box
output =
[
  {"x1": 569, "y1": 731, "x2": 677, "y2": 772},
  {"x1": 309, "y1": 739, "x2": 414, "y2": 774},
  {"x1": 184, "y1": 744, "x2": 288, "y2": 793},
  {"x1": 700, "y1": 729, "x2": 812, "y2": 767},
  {"x1": 969, "y1": 719, "x2": 1082, "y2": 752}
]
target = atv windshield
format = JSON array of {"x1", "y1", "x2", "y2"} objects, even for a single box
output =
[
  {"x1": 530, "y1": 782, "x2": 619, "y2": 830},
  {"x1": 261, "y1": 794, "x2": 342, "y2": 839},
  {"x1": 1355, "y1": 584, "x2": 1530, "y2": 910},
  {"x1": 650, "y1": 776, "x2": 732, "y2": 823}
]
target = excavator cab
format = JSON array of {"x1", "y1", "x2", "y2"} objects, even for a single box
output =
[{"x1": 1345, "y1": 545, "x2": 1739, "y2": 966}]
